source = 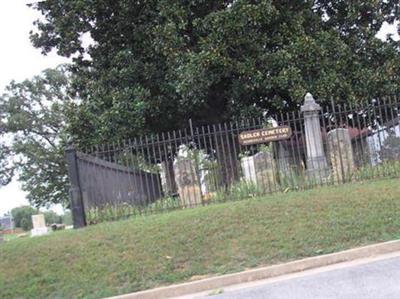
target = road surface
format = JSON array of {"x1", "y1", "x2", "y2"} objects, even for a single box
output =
[{"x1": 179, "y1": 253, "x2": 400, "y2": 299}]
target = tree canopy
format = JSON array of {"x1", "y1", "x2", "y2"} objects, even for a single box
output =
[
  {"x1": 29, "y1": 0, "x2": 400, "y2": 145},
  {"x1": 0, "y1": 1, "x2": 398, "y2": 207},
  {"x1": 0, "y1": 67, "x2": 75, "y2": 207}
]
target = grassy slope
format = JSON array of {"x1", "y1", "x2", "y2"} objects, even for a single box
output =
[{"x1": 1, "y1": 179, "x2": 400, "y2": 299}]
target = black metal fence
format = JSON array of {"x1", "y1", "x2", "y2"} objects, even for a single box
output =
[{"x1": 66, "y1": 95, "x2": 400, "y2": 227}]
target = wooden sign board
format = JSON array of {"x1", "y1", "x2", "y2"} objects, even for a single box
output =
[{"x1": 239, "y1": 126, "x2": 292, "y2": 145}]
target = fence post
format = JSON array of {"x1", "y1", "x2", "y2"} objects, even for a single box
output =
[
  {"x1": 301, "y1": 93, "x2": 329, "y2": 181},
  {"x1": 65, "y1": 144, "x2": 86, "y2": 228}
]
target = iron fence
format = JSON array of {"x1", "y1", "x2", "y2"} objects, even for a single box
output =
[{"x1": 66, "y1": 95, "x2": 400, "y2": 227}]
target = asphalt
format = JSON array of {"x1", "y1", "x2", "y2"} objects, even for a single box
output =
[{"x1": 185, "y1": 254, "x2": 400, "y2": 299}]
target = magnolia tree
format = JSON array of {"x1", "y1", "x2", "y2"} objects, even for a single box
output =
[{"x1": 28, "y1": 1, "x2": 400, "y2": 146}]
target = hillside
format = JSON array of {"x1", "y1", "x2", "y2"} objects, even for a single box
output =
[{"x1": 1, "y1": 179, "x2": 400, "y2": 299}]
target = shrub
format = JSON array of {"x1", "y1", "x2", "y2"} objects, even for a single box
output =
[
  {"x1": 44, "y1": 211, "x2": 62, "y2": 225},
  {"x1": 11, "y1": 206, "x2": 37, "y2": 231}
]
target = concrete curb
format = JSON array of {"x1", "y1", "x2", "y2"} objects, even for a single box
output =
[{"x1": 106, "y1": 240, "x2": 400, "y2": 299}]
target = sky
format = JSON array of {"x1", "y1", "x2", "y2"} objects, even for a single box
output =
[
  {"x1": 0, "y1": 1, "x2": 69, "y2": 215},
  {"x1": 0, "y1": 2, "x2": 398, "y2": 215}
]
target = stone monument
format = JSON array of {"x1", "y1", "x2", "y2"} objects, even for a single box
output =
[
  {"x1": 327, "y1": 128, "x2": 355, "y2": 183},
  {"x1": 301, "y1": 93, "x2": 329, "y2": 182}
]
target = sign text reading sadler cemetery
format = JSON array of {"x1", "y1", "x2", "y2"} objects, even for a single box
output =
[{"x1": 238, "y1": 126, "x2": 292, "y2": 145}]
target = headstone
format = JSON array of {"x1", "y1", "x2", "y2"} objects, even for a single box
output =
[
  {"x1": 241, "y1": 151, "x2": 277, "y2": 192},
  {"x1": 31, "y1": 214, "x2": 49, "y2": 237},
  {"x1": 241, "y1": 156, "x2": 257, "y2": 184},
  {"x1": 301, "y1": 93, "x2": 329, "y2": 182},
  {"x1": 352, "y1": 137, "x2": 371, "y2": 167},
  {"x1": 197, "y1": 150, "x2": 218, "y2": 199},
  {"x1": 276, "y1": 142, "x2": 291, "y2": 178},
  {"x1": 159, "y1": 161, "x2": 177, "y2": 196},
  {"x1": 173, "y1": 156, "x2": 202, "y2": 207},
  {"x1": 254, "y1": 151, "x2": 277, "y2": 192},
  {"x1": 199, "y1": 167, "x2": 210, "y2": 196},
  {"x1": 327, "y1": 128, "x2": 355, "y2": 183}
]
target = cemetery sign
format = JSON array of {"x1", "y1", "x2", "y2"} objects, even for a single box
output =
[{"x1": 239, "y1": 126, "x2": 292, "y2": 145}]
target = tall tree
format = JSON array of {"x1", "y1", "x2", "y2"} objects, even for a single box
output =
[
  {"x1": 0, "y1": 144, "x2": 13, "y2": 186},
  {"x1": 0, "y1": 67, "x2": 75, "y2": 207},
  {"x1": 29, "y1": 1, "x2": 400, "y2": 145}
]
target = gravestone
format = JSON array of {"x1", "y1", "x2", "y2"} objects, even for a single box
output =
[
  {"x1": 159, "y1": 161, "x2": 177, "y2": 196},
  {"x1": 241, "y1": 151, "x2": 277, "y2": 192},
  {"x1": 241, "y1": 156, "x2": 256, "y2": 183},
  {"x1": 199, "y1": 168, "x2": 210, "y2": 196},
  {"x1": 31, "y1": 214, "x2": 49, "y2": 237},
  {"x1": 198, "y1": 164, "x2": 220, "y2": 200},
  {"x1": 197, "y1": 150, "x2": 218, "y2": 200},
  {"x1": 327, "y1": 128, "x2": 355, "y2": 183},
  {"x1": 276, "y1": 142, "x2": 291, "y2": 177},
  {"x1": 352, "y1": 137, "x2": 371, "y2": 167},
  {"x1": 173, "y1": 157, "x2": 202, "y2": 207}
]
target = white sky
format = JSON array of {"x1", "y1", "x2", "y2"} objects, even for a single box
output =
[
  {"x1": 0, "y1": 1, "x2": 69, "y2": 215},
  {"x1": 0, "y1": 2, "x2": 398, "y2": 215}
]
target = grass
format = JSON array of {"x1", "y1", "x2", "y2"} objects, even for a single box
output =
[
  {"x1": 3, "y1": 233, "x2": 19, "y2": 241},
  {"x1": 86, "y1": 196, "x2": 182, "y2": 224},
  {"x1": 1, "y1": 178, "x2": 400, "y2": 299}
]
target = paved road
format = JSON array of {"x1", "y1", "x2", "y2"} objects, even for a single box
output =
[{"x1": 190, "y1": 255, "x2": 400, "y2": 299}]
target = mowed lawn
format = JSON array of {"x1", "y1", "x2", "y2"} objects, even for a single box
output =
[{"x1": 1, "y1": 179, "x2": 400, "y2": 299}]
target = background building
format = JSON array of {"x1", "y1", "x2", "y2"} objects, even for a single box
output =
[{"x1": 0, "y1": 215, "x2": 14, "y2": 231}]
